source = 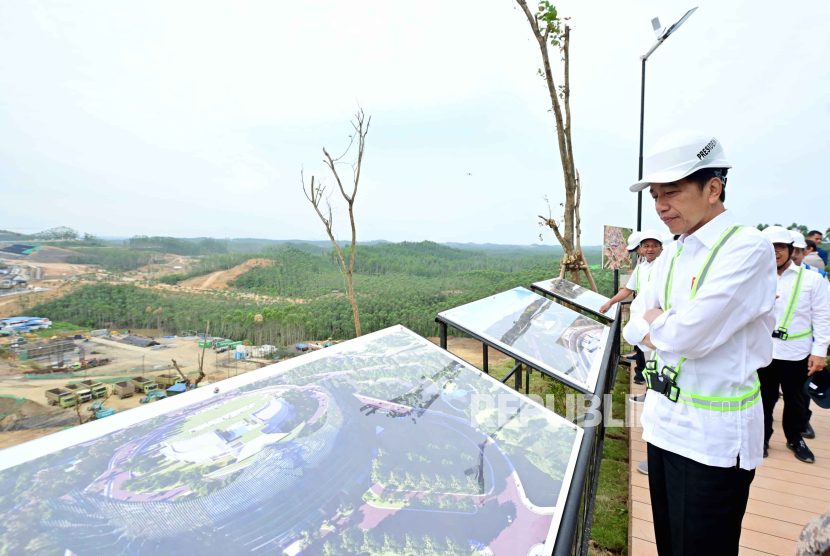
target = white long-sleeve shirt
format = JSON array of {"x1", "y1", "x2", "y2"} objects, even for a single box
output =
[
  {"x1": 773, "y1": 262, "x2": 830, "y2": 360},
  {"x1": 623, "y1": 210, "x2": 777, "y2": 470}
]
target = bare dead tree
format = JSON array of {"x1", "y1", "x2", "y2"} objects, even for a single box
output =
[
  {"x1": 172, "y1": 322, "x2": 208, "y2": 390},
  {"x1": 302, "y1": 108, "x2": 371, "y2": 337},
  {"x1": 517, "y1": 1, "x2": 597, "y2": 291}
]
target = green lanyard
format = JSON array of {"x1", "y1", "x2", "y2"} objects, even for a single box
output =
[
  {"x1": 777, "y1": 265, "x2": 811, "y2": 340},
  {"x1": 653, "y1": 224, "x2": 745, "y2": 383}
]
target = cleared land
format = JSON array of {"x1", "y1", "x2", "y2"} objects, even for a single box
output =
[
  {"x1": 0, "y1": 335, "x2": 271, "y2": 447},
  {"x1": 180, "y1": 258, "x2": 273, "y2": 290}
]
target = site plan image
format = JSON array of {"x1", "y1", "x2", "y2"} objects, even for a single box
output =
[
  {"x1": 532, "y1": 277, "x2": 618, "y2": 321},
  {"x1": 0, "y1": 326, "x2": 582, "y2": 556},
  {"x1": 438, "y1": 287, "x2": 609, "y2": 393}
]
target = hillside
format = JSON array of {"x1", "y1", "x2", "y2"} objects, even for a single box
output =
[{"x1": 32, "y1": 240, "x2": 614, "y2": 346}]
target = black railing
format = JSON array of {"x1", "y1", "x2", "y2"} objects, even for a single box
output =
[{"x1": 552, "y1": 305, "x2": 621, "y2": 555}]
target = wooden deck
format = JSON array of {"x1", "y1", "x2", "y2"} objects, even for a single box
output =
[{"x1": 627, "y1": 363, "x2": 828, "y2": 555}]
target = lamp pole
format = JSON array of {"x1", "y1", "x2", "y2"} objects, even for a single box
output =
[{"x1": 637, "y1": 7, "x2": 698, "y2": 231}]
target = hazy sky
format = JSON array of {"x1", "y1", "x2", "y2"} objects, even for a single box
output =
[{"x1": 2, "y1": 0, "x2": 829, "y2": 245}]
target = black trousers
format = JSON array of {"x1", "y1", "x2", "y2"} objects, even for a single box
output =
[
  {"x1": 758, "y1": 357, "x2": 810, "y2": 444},
  {"x1": 648, "y1": 443, "x2": 755, "y2": 556},
  {"x1": 634, "y1": 345, "x2": 646, "y2": 376}
]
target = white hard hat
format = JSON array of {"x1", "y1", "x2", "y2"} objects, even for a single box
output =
[
  {"x1": 627, "y1": 231, "x2": 642, "y2": 251},
  {"x1": 661, "y1": 232, "x2": 675, "y2": 244},
  {"x1": 639, "y1": 229, "x2": 663, "y2": 245},
  {"x1": 790, "y1": 230, "x2": 807, "y2": 249},
  {"x1": 630, "y1": 130, "x2": 732, "y2": 192},
  {"x1": 761, "y1": 225, "x2": 794, "y2": 245}
]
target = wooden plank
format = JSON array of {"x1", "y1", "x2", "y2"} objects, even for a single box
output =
[
  {"x1": 739, "y1": 548, "x2": 778, "y2": 556},
  {"x1": 767, "y1": 446, "x2": 830, "y2": 468},
  {"x1": 741, "y1": 513, "x2": 805, "y2": 541},
  {"x1": 632, "y1": 518, "x2": 656, "y2": 542},
  {"x1": 632, "y1": 500, "x2": 653, "y2": 522},
  {"x1": 739, "y1": 529, "x2": 797, "y2": 556},
  {"x1": 631, "y1": 537, "x2": 659, "y2": 556},
  {"x1": 745, "y1": 498, "x2": 818, "y2": 527},
  {"x1": 752, "y1": 475, "x2": 830, "y2": 502},
  {"x1": 760, "y1": 453, "x2": 830, "y2": 477},
  {"x1": 632, "y1": 485, "x2": 651, "y2": 504},
  {"x1": 748, "y1": 485, "x2": 830, "y2": 514},
  {"x1": 755, "y1": 465, "x2": 830, "y2": 490}
]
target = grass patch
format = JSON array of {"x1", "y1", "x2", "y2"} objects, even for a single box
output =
[
  {"x1": 590, "y1": 459, "x2": 630, "y2": 553},
  {"x1": 589, "y1": 360, "x2": 631, "y2": 555}
]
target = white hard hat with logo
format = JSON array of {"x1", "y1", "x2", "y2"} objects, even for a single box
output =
[
  {"x1": 639, "y1": 229, "x2": 663, "y2": 245},
  {"x1": 761, "y1": 226, "x2": 794, "y2": 245},
  {"x1": 630, "y1": 130, "x2": 732, "y2": 192},
  {"x1": 790, "y1": 230, "x2": 807, "y2": 249},
  {"x1": 627, "y1": 231, "x2": 642, "y2": 251}
]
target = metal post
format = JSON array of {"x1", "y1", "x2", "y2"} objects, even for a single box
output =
[
  {"x1": 637, "y1": 57, "x2": 646, "y2": 232},
  {"x1": 439, "y1": 322, "x2": 448, "y2": 350},
  {"x1": 514, "y1": 360, "x2": 522, "y2": 391},
  {"x1": 482, "y1": 343, "x2": 489, "y2": 374},
  {"x1": 613, "y1": 270, "x2": 620, "y2": 295},
  {"x1": 525, "y1": 367, "x2": 530, "y2": 395}
]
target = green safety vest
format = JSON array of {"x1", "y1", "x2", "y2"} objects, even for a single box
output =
[
  {"x1": 644, "y1": 224, "x2": 762, "y2": 411},
  {"x1": 775, "y1": 265, "x2": 812, "y2": 341}
]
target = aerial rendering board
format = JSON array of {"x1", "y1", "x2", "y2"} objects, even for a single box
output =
[
  {"x1": 437, "y1": 287, "x2": 609, "y2": 393},
  {"x1": 532, "y1": 277, "x2": 617, "y2": 321},
  {"x1": 602, "y1": 225, "x2": 633, "y2": 271},
  {"x1": 0, "y1": 325, "x2": 583, "y2": 556}
]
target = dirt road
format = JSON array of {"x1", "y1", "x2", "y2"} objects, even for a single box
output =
[
  {"x1": 426, "y1": 336, "x2": 512, "y2": 371},
  {"x1": 180, "y1": 258, "x2": 273, "y2": 290}
]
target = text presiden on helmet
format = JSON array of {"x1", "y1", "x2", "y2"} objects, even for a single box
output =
[{"x1": 622, "y1": 130, "x2": 777, "y2": 555}]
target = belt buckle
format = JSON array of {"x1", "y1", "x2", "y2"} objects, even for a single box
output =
[
  {"x1": 773, "y1": 328, "x2": 789, "y2": 340},
  {"x1": 661, "y1": 365, "x2": 678, "y2": 383}
]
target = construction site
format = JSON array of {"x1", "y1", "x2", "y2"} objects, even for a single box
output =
[{"x1": 0, "y1": 328, "x2": 284, "y2": 450}]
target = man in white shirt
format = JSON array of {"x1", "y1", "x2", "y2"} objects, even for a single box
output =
[
  {"x1": 758, "y1": 226, "x2": 830, "y2": 463},
  {"x1": 601, "y1": 230, "x2": 664, "y2": 385},
  {"x1": 623, "y1": 131, "x2": 776, "y2": 555}
]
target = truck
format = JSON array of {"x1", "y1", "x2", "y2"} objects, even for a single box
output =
[
  {"x1": 198, "y1": 340, "x2": 213, "y2": 348},
  {"x1": 113, "y1": 381, "x2": 135, "y2": 399},
  {"x1": 129, "y1": 377, "x2": 158, "y2": 394},
  {"x1": 45, "y1": 388, "x2": 76, "y2": 408},
  {"x1": 77, "y1": 379, "x2": 107, "y2": 399},
  {"x1": 155, "y1": 374, "x2": 185, "y2": 388},
  {"x1": 65, "y1": 384, "x2": 92, "y2": 403},
  {"x1": 70, "y1": 358, "x2": 104, "y2": 372}
]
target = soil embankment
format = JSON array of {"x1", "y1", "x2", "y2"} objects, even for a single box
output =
[{"x1": 179, "y1": 258, "x2": 273, "y2": 290}]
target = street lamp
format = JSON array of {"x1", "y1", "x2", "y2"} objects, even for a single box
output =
[{"x1": 636, "y1": 7, "x2": 698, "y2": 231}]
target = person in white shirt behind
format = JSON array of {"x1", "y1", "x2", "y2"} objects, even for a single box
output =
[
  {"x1": 623, "y1": 131, "x2": 776, "y2": 555},
  {"x1": 804, "y1": 239, "x2": 827, "y2": 270},
  {"x1": 758, "y1": 226, "x2": 830, "y2": 463},
  {"x1": 600, "y1": 230, "x2": 664, "y2": 385}
]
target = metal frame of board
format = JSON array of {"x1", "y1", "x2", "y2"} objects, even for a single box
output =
[
  {"x1": 551, "y1": 310, "x2": 621, "y2": 556},
  {"x1": 434, "y1": 292, "x2": 609, "y2": 395},
  {"x1": 436, "y1": 302, "x2": 622, "y2": 556},
  {"x1": 530, "y1": 279, "x2": 617, "y2": 324}
]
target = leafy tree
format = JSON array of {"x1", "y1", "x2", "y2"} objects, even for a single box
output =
[{"x1": 515, "y1": 1, "x2": 597, "y2": 291}]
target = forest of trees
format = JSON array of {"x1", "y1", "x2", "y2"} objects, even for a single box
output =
[
  {"x1": 33, "y1": 241, "x2": 615, "y2": 345},
  {"x1": 67, "y1": 248, "x2": 166, "y2": 271},
  {"x1": 126, "y1": 236, "x2": 229, "y2": 256}
]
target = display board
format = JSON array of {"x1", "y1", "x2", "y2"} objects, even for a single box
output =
[
  {"x1": 602, "y1": 225, "x2": 633, "y2": 271},
  {"x1": 0, "y1": 326, "x2": 582, "y2": 556},
  {"x1": 437, "y1": 287, "x2": 609, "y2": 393},
  {"x1": 532, "y1": 277, "x2": 617, "y2": 321}
]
